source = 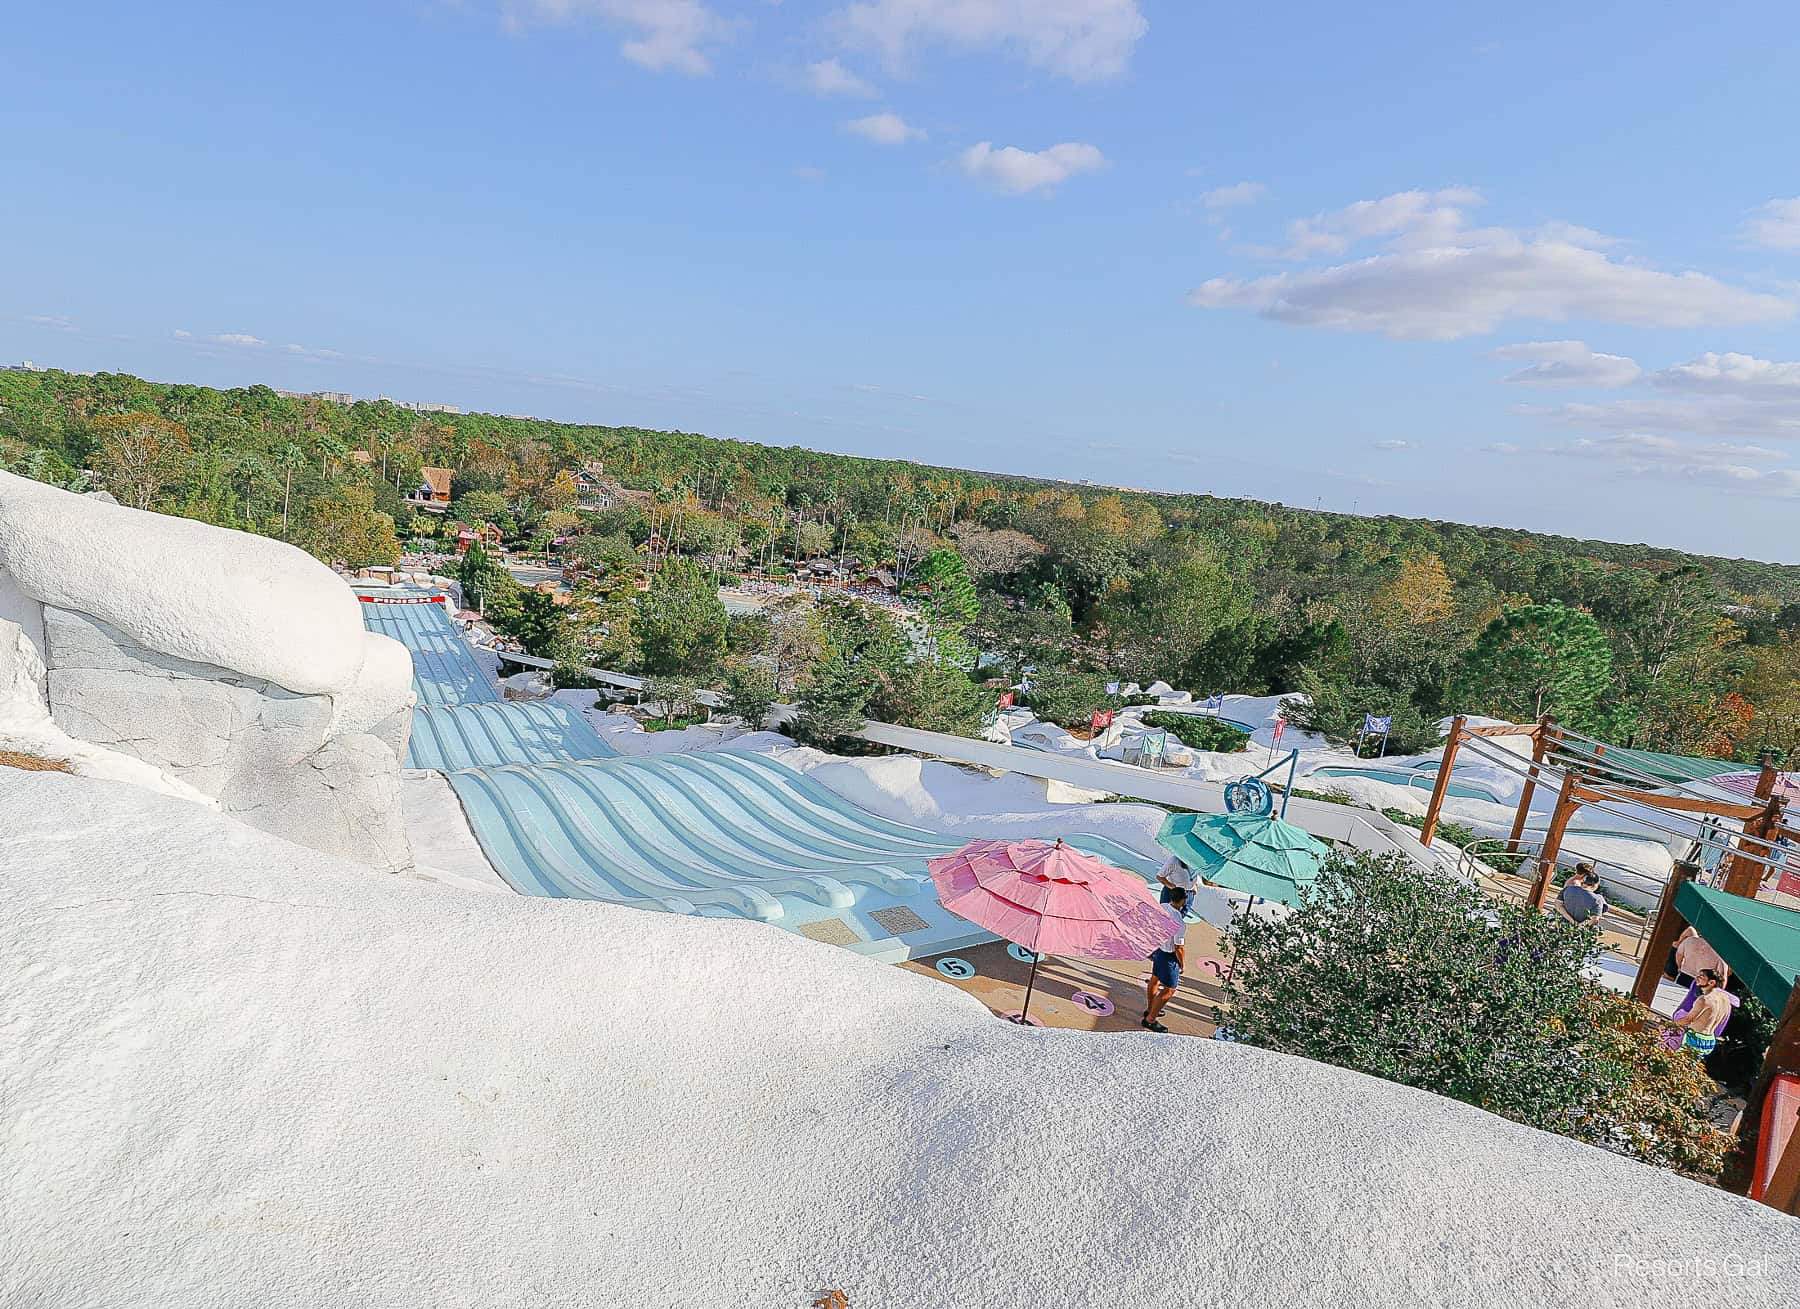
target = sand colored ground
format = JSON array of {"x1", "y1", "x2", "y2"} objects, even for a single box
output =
[{"x1": 903, "y1": 914, "x2": 1229, "y2": 1037}]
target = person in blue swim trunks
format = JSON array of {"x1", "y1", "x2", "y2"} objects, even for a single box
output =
[{"x1": 1142, "y1": 888, "x2": 1188, "y2": 1033}]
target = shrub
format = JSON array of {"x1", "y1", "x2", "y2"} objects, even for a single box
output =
[
  {"x1": 1020, "y1": 668, "x2": 1152, "y2": 729},
  {"x1": 1225, "y1": 850, "x2": 1731, "y2": 1176},
  {"x1": 1287, "y1": 668, "x2": 1438, "y2": 754},
  {"x1": 721, "y1": 663, "x2": 777, "y2": 730},
  {"x1": 1140, "y1": 710, "x2": 1249, "y2": 754}
]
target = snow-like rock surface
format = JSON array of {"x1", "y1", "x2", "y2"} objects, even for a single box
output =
[
  {"x1": 0, "y1": 471, "x2": 365, "y2": 695},
  {"x1": 0, "y1": 475, "x2": 416, "y2": 869},
  {"x1": 0, "y1": 616, "x2": 215, "y2": 804},
  {"x1": 333, "y1": 631, "x2": 415, "y2": 739},
  {"x1": 3, "y1": 768, "x2": 1794, "y2": 1308}
]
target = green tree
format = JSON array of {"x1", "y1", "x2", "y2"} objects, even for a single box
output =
[
  {"x1": 1455, "y1": 602, "x2": 1614, "y2": 728},
  {"x1": 792, "y1": 650, "x2": 872, "y2": 747},
  {"x1": 721, "y1": 662, "x2": 777, "y2": 729},
  {"x1": 565, "y1": 532, "x2": 639, "y2": 579},
  {"x1": 636, "y1": 558, "x2": 728, "y2": 677},
  {"x1": 457, "y1": 541, "x2": 515, "y2": 616},
  {"x1": 453, "y1": 489, "x2": 510, "y2": 529},
  {"x1": 294, "y1": 483, "x2": 401, "y2": 568},
  {"x1": 509, "y1": 589, "x2": 574, "y2": 661},
  {"x1": 1226, "y1": 851, "x2": 1730, "y2": 1174}
]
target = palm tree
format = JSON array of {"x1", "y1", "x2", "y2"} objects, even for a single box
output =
[{"x1": 275, "y1": 442, "x2": 307, "y2": 532}]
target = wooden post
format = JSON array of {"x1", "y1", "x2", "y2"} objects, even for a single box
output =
[
  {"x1": 1527, "y1": 767, "x2": 1583, "y2": 909},
  {"x1": 1507, "y1": 715, "x2": 1554, "y2": 854},
  {"x1": 1419, "y1": 714, "x2": 1465, "y2": 848},
  {"x1": 1631, "y1": 860, "x2": 1697, "y2": 1007},
  {"x1": 1722, "y1": 756, "x2": 1783, "y2": 898}
]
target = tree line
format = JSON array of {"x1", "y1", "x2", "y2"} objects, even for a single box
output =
[{"x1": 4, "y1": 366, "x2": 1798, "y2": 762}]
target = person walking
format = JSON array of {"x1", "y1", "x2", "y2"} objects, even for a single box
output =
[
  {"x1": 1156, "y1": 852, "x2": 1197, "y2": 905},
  {"x1": 1143, "y1": 888, "x2": 1188, "y2": 1034}
]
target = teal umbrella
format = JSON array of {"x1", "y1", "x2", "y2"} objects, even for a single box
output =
[{"x1": 1156, "y1": 810, "x2": 1330, "y2": 907}]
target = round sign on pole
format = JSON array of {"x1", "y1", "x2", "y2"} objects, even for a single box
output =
[
  {"x1": 1069, "y1": 990, "x2": 1115, "y2": 1017},
  {"x1": 935, "y1": 957, "x2": 976, "y2": 980},
  {"x1": 1006, "y1": 943, "x2": 1041, "y2": 964}
]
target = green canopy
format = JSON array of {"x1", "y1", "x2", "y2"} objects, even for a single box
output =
[
  {"x1": 1558, "y1": 738, "x2": 1736, "y2": 788},
  {"x1": 1157, "y1": 811, "x2": 1331, "y2": 907},
  {"x1": 1675, "y1": 881, "x2": 1800, "y2": 1014}
]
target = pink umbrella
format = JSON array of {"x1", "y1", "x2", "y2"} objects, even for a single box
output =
[{"x1": 927, "y1": 837, "x2": 1177, "y2": 1024}]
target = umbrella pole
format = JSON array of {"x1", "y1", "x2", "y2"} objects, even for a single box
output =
[{"x1": 1017, "y1": 951, "x2": 1043, "y2": 1023}]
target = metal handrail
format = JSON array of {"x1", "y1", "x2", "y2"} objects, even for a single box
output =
[{"x1": 1458, "y1": 837, "x2": 1660, "y2": 961}]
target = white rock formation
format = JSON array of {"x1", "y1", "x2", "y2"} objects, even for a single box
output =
[
  {"x1": 0, "y1": 472, "x2": 414, "y2": 871},
  {"x1": 3, "y1": 767, "x2": 1795, "y2": 1308}
]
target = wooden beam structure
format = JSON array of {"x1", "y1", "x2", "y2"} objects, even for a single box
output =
[
  {"x1": 1418, "y1": 715, "x2": 1464, "y2": 848},
  {"x1": 1630, "y1": 860, "x2": 1698, "y2": 1006},
  {"x1": 1527, "y1": 767, "x2": 1583, "y2": 909},
  {"x1": 1506, "y1": 716, "x2": 1554, "y2": 855},
  {"x1": 1722, "y1": 757, "x2": 1784, "y2": 898},
  {"x1": 1572, "y1": 784, "x2": 1766, "y2": 823}
]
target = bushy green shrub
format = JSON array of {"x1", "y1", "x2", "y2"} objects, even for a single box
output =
[
  {"x1": 721, "y1": 663, "x2": 777, "y2": 730},
  {"x1": 1140, "y1": 710, "x2": 1249, "y2": 754},
  {"x1": 1226, "y1": 850, "x2": 1732, "y2": 1176},
  {"x1": 1019, "y1": 668, "x2": 1152, "y2": 729}
]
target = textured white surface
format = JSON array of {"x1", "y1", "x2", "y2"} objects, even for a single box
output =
[
  {"x1": 0, "y1": 472, "x2": 366, "y2": 694},
  {"x1": 333, "y1": 631, "x2": 416, "y2": 735},
  {"x1": 3, "y1": 769, "x2": 1794, "y2": 1308},
  {"x1": 0, "y1": 618, "x2": 216, "y2": 805}
]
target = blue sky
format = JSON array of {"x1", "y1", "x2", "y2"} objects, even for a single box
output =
[{"x1": 7, "y1": 2, "x2": 1800, "y2": 561}]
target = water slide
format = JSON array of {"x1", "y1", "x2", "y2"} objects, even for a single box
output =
[
  {"x1": 361, "y1": 593, "x2": 1160, "y2": 960},
  {"x1": 359, "y1": 595, "x2": 499, "y2": 706}
]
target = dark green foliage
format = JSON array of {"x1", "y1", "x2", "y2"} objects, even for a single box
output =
[
  {"x1": 721, "y1": 663, "x2": 777, "y2": 729},
  {"x1": 636, "y1": 559, "x2": 728, "y2": 678},
  {"x1": 1286, "y1": 667, "x2": 1438, "y2": 754},
  {"x1": 1455, "y1": 602, "x2": 1614, "y2": 731},
  {"x1": 1019, "y1": 668, "x2": 1149, "y2": 729},
  {"x1": 509, "y1": 590, "x2": 574, "y2": 662},
  {"x1": 1139, "y1": 710, "x2": 1249, "y2": 753},
  {"x1": 792, "y1": 651, "x2": 872, "y2": 748},
  {"x1": 1227, "y1": 851, "x2": 1730, "y2": 1171}
]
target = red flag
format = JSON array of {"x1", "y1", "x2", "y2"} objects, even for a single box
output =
[
  {"x1": 1091, "y1": 710, "x2": 1113, "y2": 731},
  {"x1": 998, "y1": 691, "x2": 1015, "y2": 709},
  {"x1": 1272, "y1": 717, "x2": 1287, "y2": 745}
]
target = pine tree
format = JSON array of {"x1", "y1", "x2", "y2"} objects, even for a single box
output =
[{"x1": 1455, "y1": 601, "x2": 1614, "y2": 729}]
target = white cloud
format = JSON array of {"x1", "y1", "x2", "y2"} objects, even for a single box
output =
[
  {"x1": 844, "y1": 111, "x2": 925, "y2": 145},
  {"x1": 1371, "y1": 439, "x2": 1416, "y2": 450},
  {"x1": 957, "y1": 141, "x2": 1106, "y2": 194},
  {"x1": 791, "y1": 164, "x2": 827, "y2": 183},
  {"x1": 1540, "y1": 432, "x2": 1800, "y2": 498},
  {"x1": 1201, "y1": 181, "x2": 1264, "y2": 210},
  {"x1": 1189, "y1": 189, "x2": 1792, "y2": 340},
  {"x1": 1653, "y1": 350, "x2": 1800, "y2": 397},
  {"x1": 1491, "y1": 340, "x2": 1641, "y2": 387},
  {"x1": 1266, "y1": 187, "x2": 1482, "y2": 259},
  {"x1": 172, "y1": 329, "x2": 192, "y2": 339},
  {"x1": 1526, "y1": 351, "x2": 1800, "y2": 444},
  {"x1": 1483, "y1": 442, "x2": 1523, "y2": 455},
  {"x1": 1741, "y1": 197, "x2": 1800, "y2": 252},
  {"x1": 804, "y1": 57, "x2": 877, "y2": 97},
  {"x1": 499, "y1": 1, "x2": 731, "y2": 75},
  {"x1": 211, "y1": 332, "x2": 267, "y2": 347},
  {"x1": 835, "y1": 0, "x2": 1147, "y2": 83}
]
